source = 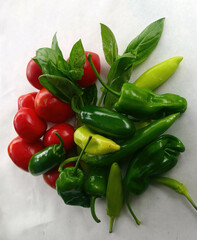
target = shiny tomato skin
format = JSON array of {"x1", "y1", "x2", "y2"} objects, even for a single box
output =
[
  {"x1": 34, "y1": 88, "x2": 74, "y2": 123},
  {"x1": 8, "y1": 136, "x2": 44, "y2": 171},
  {"x1": 26, "y1": 58, "x2": 43, "y2": 90},
  {"x1": 43, "y1": 123, "x2": 75, "y2": 152},
  {"x1": 14, "y1": 107, "x2": 47, "y2": 143},
  {"x1": 18, "y1": 92, "x2": 37, "y2": 110},
  {"x1": 43, "y1": 163, "x2": 75, "y2": 189},
  {"x1": 77, "y1": 51, "x2": 101, "y2": 88}
]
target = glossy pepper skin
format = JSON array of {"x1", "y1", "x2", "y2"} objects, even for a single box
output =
[
  {"x1": 124, "y1": 134, "x2": 185, "y2": 196},
  {"x1": 28, "y1": 132, "x2": 66, "y2": 175},
  {"x1": 74, "y1": 125, "x2": 120, "y2": 155},
  {"x1": 79, "y1": 113, "x2": 180, "y2": 167},
  {"x1": 56, "y1": 167, "x2": 90, "y2": 207},
  {"x1": 106, "y1": 163, "x2": 123, "y2": 233},
  {"x1": 114, "y1": 83, "x2": 187, "y2": 120},
  {"x1": 134, "y1": 56, "x2": 183, "y2": 90},
  {"x1": 79, "y1": 105, "x2": 135, "y2": 138},
  {"x1": 84, "y1": 166, "x2": 109, "y2": 223}
]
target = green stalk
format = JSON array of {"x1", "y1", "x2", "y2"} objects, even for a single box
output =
[
  {"x1": 152, "y1": 176, "x2": 197, "y2": 210},
  {"x1": 87, "y1": 53, "x2": 120, "y2": 97},
  {"x1": 126, "y1": 193, "x2": 141, "y2": 225},
  {"x1": 58, "y1": 156, "x2": 79, "y2": 172},
  {"x1": 90, "y1": 196, "x2": 101, "y2": 223}
]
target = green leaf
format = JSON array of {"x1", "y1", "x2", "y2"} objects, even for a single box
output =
[
  {"x1": 69, "y1": 69, "x2": 84, "y2": 81},
  {"x1": 51, "y1": 33, "x2": 63, "y2": 58},
  {"x1": 100, "y1": 23, "x2": 118, "y2": 66},
  {"x1": 39, "y1": 74, "x2": 83, "y2": 103},
  {"x1": 69, "y1": 39, "x2": 85, "y2": 69},
  {"x1": 82, "y1": 84, "x2": 98, "y2": 106},
  {"x1": 104, "y1": 66, "x2": 133, "y2": 109},
  {"x1": 124, "y1": 18, "x2": 165, "y2": 66},
  {"x1": 107, "y1": 52, "x2": 135, "y2": 84}
]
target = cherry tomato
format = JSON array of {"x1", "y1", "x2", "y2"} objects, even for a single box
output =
[
  {"x1": 77, "y1": 51, "x2": 101, "y2": 88},
  {"x1": 43, "y1": 123, "x2": 75, "y2": 152},
  {"x1": 18, "y1": 92, "x2": 37, "y2": 110},
  {"x1": 14, "y1": 107, "x2": 47, "y2": 143},
  {"x1": 43, "y1": 163, "x2": 75, "y2": 189},
  {"x1": 8, "y1": 136, "x2": 44, "y2": 171},
  {"x1": 26, "y1": 58, "x2": 43, "y2": 90},
  {"x1": 34, "y1": 88, "x2": 74, "y2": 123}
]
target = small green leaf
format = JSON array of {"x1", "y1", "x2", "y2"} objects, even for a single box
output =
[
  {"x1": 51, "y1": 33, "x2": 63, "y2": 58},
  {"x1": 82, "y1": 84, "x2": 98, "y2": 106},
  {"x1": 69, "y1": 69, "x2": 84, "y2": 81},
  {"x1": 124, "y1": 18, "x2": 165, "y2": 66},
  {"x1": 39, "y1": 74, "x2": 83, "y2": 103},
  {"x1": 69, "y1": 39, "x2": 85, "y2": 69},
  {"x1": 100, "y1": 23, "x2": 118, "y2": 66}
]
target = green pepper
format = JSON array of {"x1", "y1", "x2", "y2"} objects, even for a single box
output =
[
  {"x1": 151, "y1": 176, "x2": 197, "y2": 210},
  {"x1": 87, "y1": 54, "x2": 187, "y2": 120},
  {"x1": 124, "y1": 134, "x2": 185, "y2": 224},
  {"x1": 84, "y1": 166, "x2": 109, "y2": 223},
  {"x1": 61, "y1": 113, "x2": 180, "y2": 167},
  {"x1": 106, "y1": 162, "x2": 123, "y2": 233},
  {"x1": 134, "y1": 56, "x2": 183, "y2": 90},
  {"x1": 56, "y1": 137, "x2": 92, "y2": 208},
  {"x1": 28, "y1": 132, "x2": 66, "y2": 175},
  {"x1": 72, "y1": 97, "x2": 135, "y2": 139}
]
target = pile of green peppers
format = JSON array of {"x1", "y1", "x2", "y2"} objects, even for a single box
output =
[{"x1": 27, "y1": 40, "x2": 196, "y2": 234}]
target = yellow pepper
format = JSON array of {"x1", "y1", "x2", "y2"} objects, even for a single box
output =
[{"x1": 74, "y1": 125, "x2": 120, "y2": 155}]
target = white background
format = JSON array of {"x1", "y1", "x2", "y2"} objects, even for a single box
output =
[{"x1": 1, "y1": 0, "x2": 197, "y2": 239}]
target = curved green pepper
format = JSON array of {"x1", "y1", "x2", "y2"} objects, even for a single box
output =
[
  {"x1": 61, "y1": 113, "x2": 180, "y2": 167},
  {"x1": 84, "y1": 166, "x2": 109, "y2": 223},
  {"x1": 124, "y1": 134, "x2": 185, "y2": 224},
  {"x1": 72, "y1": 98, "x2": 135, "y2": 139},
  {"x1": 28, "y1": 132, "x2": 66, "y2": 175},
  {"x1": 114, "y1": 83, "x2": 187, "y2": 119},
  {"x1": 134, "y1": 56, "x2": 183, "y2": 90}
]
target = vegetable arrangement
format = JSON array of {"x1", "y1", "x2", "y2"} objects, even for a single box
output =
[{"x1": 8, "y1": 18, "x2": 196, "y2": 233}]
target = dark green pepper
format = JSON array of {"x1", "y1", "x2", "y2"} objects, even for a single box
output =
[
  {"x1": 84, "y1": 166, "x2": 109, "y2": 223},
  {"x1": 124, "y1": 134, "x2": 185, "y2": 224},
  {"x1": 61, "y1": 113, "x2": 180, "y2": 167},
  {"x1": 87, "y1": 53, "x2": 187, "y2": 120},
  {"x1": 56, "y1": 137, "x2": 92, "y2": 208},
  {"x1": 72, "y1": 97, "x2": 135, "y2": 139},
  {"x1": 28, "y1": 132, "x2": 66, "y2": 175}
]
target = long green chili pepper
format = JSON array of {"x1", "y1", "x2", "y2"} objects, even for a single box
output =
[
  {"x1": 151, "y1": 176, "x2": 197, "y2": 210},
  {"x1": 87, "y1": 53, "x2": 187, "y2": 120},
  {"x1": 56, "y1": 136, "x2": 92, "y2": 208},
  {"x1": 71, "y1": 96, "x2": 135, "y2": 139},
  {"x1": 106, "y1": 163, "x2": 123, "y2": 233},
  {"x1": 124, "y1": 135, "x2": 185, "y2": 224},
  {"x1": 61, "y1": 113, "x2": 180, "y2": 167},
  {"x1": 28, "y1": 132, "x2": 66, "y2": 175},
  {"x1": 134, "y1": 56, "x2": 183, "y2": 90},
  {"x1": 84, "y1": 166, "x2": 109, "y2": 223}
]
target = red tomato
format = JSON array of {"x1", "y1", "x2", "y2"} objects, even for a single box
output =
[
  {"x1": 43, "y1": 163, "x2": 75, "y2": 189},
  {"x1": 26, "y1": 58, "x2": 43, "y2": 90},
  {"x1": 18, "y1": 92, "x2": 37, "y2": 110},
  {"x1": 77, "y1": 51, "x2": 101, "y2": 88},
  {"x1": 34, "y1": 88, "x2": 74, "y2": 123},
  {"x1": 43, "y1": 123, "x2": 75, "y2": 152},
  {"x1": 8, "y1": 136, "x2": 44, "y2": 171},
  {"x1": 14, "y1": 107, "x2": 47, "y2": 143}
]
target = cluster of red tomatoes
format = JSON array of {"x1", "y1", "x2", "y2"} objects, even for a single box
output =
[{"x1": 8, "y1": 51, "x2": 100, "y2": 189}]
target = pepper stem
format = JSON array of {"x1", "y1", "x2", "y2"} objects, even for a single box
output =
[
  {"x1": 73, "y1": 136, "x2": 92, "y2": 175},
  {"x1": 126, "y1": 193, "x2": 141, "y2": 225},
  {"x1": 71, "y1": 96, "x2": 81, "y2": 114},
  {"x1": 90, "y1": 196, "x2": 101, "y2": 223},
  {"x1": 87, "y1": 53, "x2": 120, "y2": 97},
  {"x1": 58, "y1": 156, "x2": 79, "y2": 172},
  {"x1": 55, "y1": 132, "x2": 65, "y2": 148},
  {"x1": 152, "y1": 176, "x2": 197, "y2": 210},
  {"x1": 109, "y1": 216, "x2": 115, "y2": 233}
]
